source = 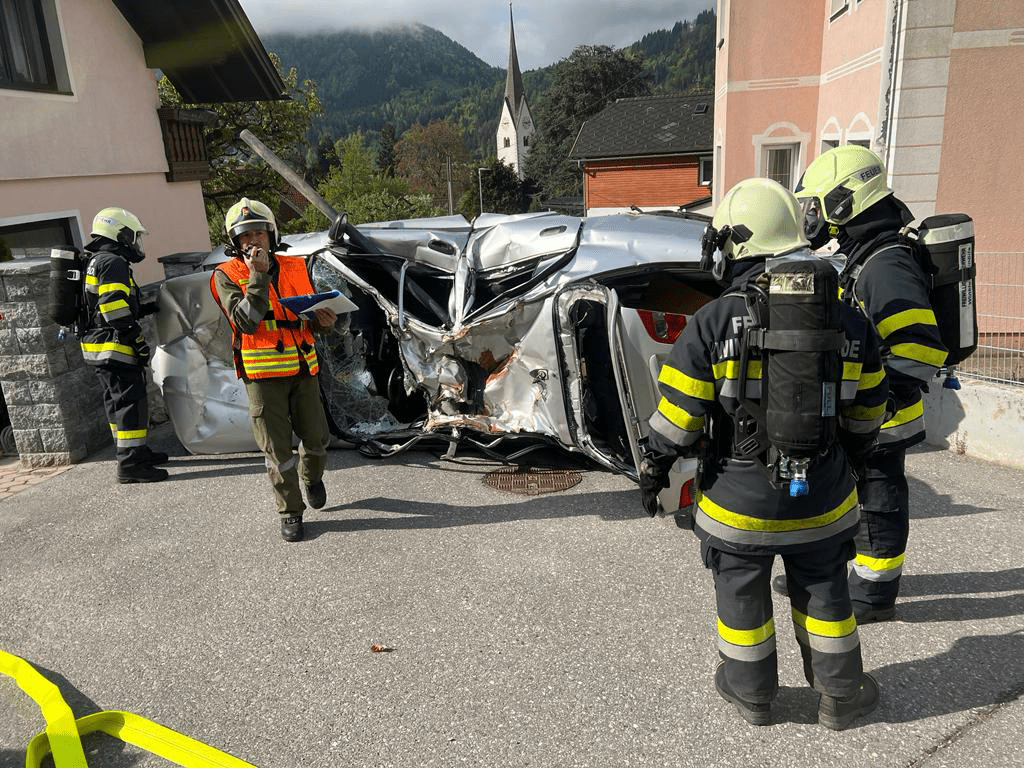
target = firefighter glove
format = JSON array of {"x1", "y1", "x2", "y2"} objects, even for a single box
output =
[
  {"x1": 638, "y1": 439, "x2": 676, "y2": 518},
  {"x1": 133, "y1": 336, "x2": 151, "y2": 367}
]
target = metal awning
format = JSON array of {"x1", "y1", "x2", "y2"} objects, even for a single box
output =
[{"x1": 112, "y1": 0, "x2": 287, "y2": 103}]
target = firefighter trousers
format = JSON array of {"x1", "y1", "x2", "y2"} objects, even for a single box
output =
[
  {"x1": 245, "y1": 374, "x2": 329, "y2": 516},
  {"x1": 848, "y1": 447, "x2": 909, "y2": 608},
  {"x1": 706, "y1": 539, "x2": 864, "y2": 704},
  {"x1": 92, "y1": 363, "x2": 150, "y2": 469}
]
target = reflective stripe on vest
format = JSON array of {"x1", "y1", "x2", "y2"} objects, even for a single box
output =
[{"x1": 214, "y1": 256, "x2": 319, "y2": 380}]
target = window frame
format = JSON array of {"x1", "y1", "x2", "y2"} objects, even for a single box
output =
[
  {"x1": 0, "y1": 211, "x2": 81, "y2": 259},
  {"x1": 762, "y1": 143, "x2": 799, "y2": 191},
  {"x1": 0, "y1": 0, "x2": 71, "y2": 94},
  {"x1": 829, "y1": 0, "x2": 849, "y2": 22},
  {"x1": 699, "y1": 156, "x2": 713, "y2": 186}
]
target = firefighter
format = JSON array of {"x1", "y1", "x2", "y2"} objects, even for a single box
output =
[
  {"x1": 641, "y1": 177, "x2": 888, "y2": 729},
  {"x1": 794, "y1": 145, "x2": 948, "y2": 623},
  {"x1": 80, "y1": 207, "x2": 169, "y2": 483},
  {"x1": 210, "y1": 198, "x2": 336, "y2": 542}
]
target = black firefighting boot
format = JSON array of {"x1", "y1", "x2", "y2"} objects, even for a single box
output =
[
  {"x1": 281, "y1": 514, "x2": 304, "y2": 542},
  {"x1": 305, "y1": 479, "x2": 327, "y2": 510},
  {"x1": 136, "y1": 446, "x2": 170, "y2": 465},
  {"x1": 852, "y1": 601, "x2": 896, "y2": 624},
  {"x1": 818, "y1": 673, "x2": 880, "y2": 730},
  {"x1": 715, "y1": 663, "x2": 771, "y2": 726},
  {"x1": 117, "y1": 464, "x2": 168, "y2": 484}
]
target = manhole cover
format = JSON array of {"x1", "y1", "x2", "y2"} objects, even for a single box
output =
[{"x1": 482, "y1": 466, "x2": 582, "y2": 496}]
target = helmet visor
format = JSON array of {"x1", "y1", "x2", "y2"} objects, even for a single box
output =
[{"x1": 230, "y1": 221, "x2": 272, "y2": 237}]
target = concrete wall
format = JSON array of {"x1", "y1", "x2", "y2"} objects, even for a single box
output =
[{"x1": 924, "y1": 378, "x2": 1024, "y2": 469}]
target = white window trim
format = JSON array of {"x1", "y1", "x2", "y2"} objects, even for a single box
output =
[
  {"x1": 0, "y1": 209, "x2": 83, "y2": 254},
  {"x1": 699, "y1": 156, "x2": 713, "y2": 186},
  {"x1": 845, "y1": 112, "x2": 875, "y2": 148},
  {"x1": 752, "y1": 122, "x2": 810, "y2": 190}
]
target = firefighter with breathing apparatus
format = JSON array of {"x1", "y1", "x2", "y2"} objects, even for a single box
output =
[
  {"x1": 792, "y1": 145, "x2": 954, "y2": 624},
  {"x1": 639, "y1": 177, "x2": 888, "y2": 729},
  {"x1": 78, "y1": 207, "x2": 169, "y2": 483}
]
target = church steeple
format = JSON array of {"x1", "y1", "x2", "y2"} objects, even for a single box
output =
[
  {"x1": 504, "y1": 4, "x2": 525, "y2": 118},
  {"x1": 496, "y1": 3, "x2": 534, "y2": 179}
]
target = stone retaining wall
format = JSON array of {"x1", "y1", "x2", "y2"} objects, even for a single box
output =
[{"x1": 0, "y1": 258, "x2": 166, "y2": 468}]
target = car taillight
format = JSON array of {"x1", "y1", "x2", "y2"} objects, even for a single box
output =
[
  {"x1": 638, "y1": 310, "x2": 687, "y2": 344},
  {"x1": 680, "y1": 478, "x2": 695, "y2": 508}
]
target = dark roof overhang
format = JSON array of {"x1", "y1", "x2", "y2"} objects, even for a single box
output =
[{"x1": 112, "y1": 0, "x2": 287, "y2": 103}]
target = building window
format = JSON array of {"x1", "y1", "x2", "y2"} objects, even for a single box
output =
[
  {"x1": 503, "y1": 137, "x2": 511, "y2": 148},
  {"x1": 523, "y1": 136, "x2": 528, "y2": 147},
  {"x1": 821, "y1": 138, "x2": 839, "y2": 154},
  {"x1": 0, "y1": 0, "x2": 69, "y2": 93},
  {"x1": 763, "y1": 144, "x2": 798, "y2": 190},
  {"x1": 830, "y1": 0, "x2": 849, "y2": 21},
  {"x1": 0, "y1": 215, "x2": 78, "y2": 259},
  {"x1": 699, "y1": 156, "x2": 713, "y2": 186}
]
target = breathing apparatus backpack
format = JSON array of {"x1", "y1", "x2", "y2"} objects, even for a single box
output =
[
  {"x1": 731, "y1": 260, "x2": 846, "y2": 497},
  {"x1": 47, "y1": 247, "x2": 89, "y2": 337},
  {"x1": 843, "y1": 213, "x2": 977, "y2": 386}
]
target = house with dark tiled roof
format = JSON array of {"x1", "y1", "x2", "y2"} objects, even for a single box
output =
[{"x1": 569, "y1": 92, "x2": 714, "y2": 215}]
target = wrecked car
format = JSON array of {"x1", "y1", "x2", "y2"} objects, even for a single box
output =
[{"x1": 152, "y1": 208, "x2": 720, "y2": 512}]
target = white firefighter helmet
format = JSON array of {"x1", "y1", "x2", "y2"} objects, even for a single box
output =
[
  {"x1": 711, "y1": 177, "x2": 808, "y2": 261},
  {"x1": 90, "y1": 207, "x2": 148, "y2": 256},
  {"x1": 794, "y1": 144, "x2": 892, "y2": 226},
  {"x1": 224, "y1": 197, "x2": 278, "y2": 250}
]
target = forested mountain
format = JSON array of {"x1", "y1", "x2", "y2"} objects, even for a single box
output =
[{"x1": 263, "y1": 9, "x2": 714, "y2": 161}]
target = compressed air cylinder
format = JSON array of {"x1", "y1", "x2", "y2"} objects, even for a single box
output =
[{"x1": 764, "y1": 260, "x2": 841, "y2": 458}]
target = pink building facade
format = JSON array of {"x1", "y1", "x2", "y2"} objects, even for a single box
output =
[{"x1": 714, "y1": 0, "x2": 1023, "y2": 342}]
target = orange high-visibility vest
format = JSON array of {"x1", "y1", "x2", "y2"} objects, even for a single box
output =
[{"x1": 212, "y1": 255, "x2": 320, "y2": 380}]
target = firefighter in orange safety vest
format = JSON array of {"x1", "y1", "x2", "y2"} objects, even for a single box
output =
[{"x1": 210, "y1": 198, "x2": 336, "y2": 542}]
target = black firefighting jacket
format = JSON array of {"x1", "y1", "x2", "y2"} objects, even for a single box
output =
[
  {"x1": 79, "y1": 242, "x2": 145, "y2": 366},
  {"x1": 837, "y1": 197, "x2": 948, "y2": 451},
  {"x1": 647, "y1": 259, "x2": 888, "y2": 556}
]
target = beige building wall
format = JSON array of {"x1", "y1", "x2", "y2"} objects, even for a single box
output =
[{"x1": 0, "y1": 0, "x2": 212, "y2": 285}]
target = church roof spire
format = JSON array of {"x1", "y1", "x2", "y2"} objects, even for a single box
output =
[{"x1": 504, "y1": 3, "x2": 526, "y2": 116}]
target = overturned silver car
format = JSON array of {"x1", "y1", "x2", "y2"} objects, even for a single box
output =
[{"x1": 152, "y1": 209, "x2": 719, "y2": 502}]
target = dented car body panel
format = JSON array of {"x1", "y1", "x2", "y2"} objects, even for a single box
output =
[{"x1": 152, "y1": 209, "x2": 719, "y2": 509}]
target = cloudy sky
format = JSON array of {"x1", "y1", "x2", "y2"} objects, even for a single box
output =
[{"x1": 239, "y1": 1, "x2": 715, "y2": 71}]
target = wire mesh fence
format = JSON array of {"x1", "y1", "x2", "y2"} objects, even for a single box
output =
[{"x1": 957, "y1": 252, "x2": 1024, "y2": 385}]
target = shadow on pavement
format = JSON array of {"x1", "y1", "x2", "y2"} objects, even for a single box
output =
[
  {"x1": 908, "y1": 474, "x2": 996, "y2": 519},
  {"x1": 303, "y1": 489, "x2": 643, "y2": 538},
  {"x1": 902, "y1": 567, "x2": 1024, "y2": 597},
  {"x1": 871, "y1": 629, "x2": 1024, "y2": 724}
]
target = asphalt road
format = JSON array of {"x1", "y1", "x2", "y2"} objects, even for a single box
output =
[{"x1": 1, "y1": 424, "x2": 1022, "y2": 767}]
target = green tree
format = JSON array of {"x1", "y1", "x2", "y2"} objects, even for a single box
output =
[
  {"x1": 376, "y1": 122, "x2": 397, "y2": 177},
  {"x1": 295, "y1": 133, "x2": 444, "y2": 229},
  {"x1": 394, "y1": 120, "x2": 471, "y2": 212},
  {"x1": 457, "y1": 158, "x2": 535, "y2": 217},
  {"x1": 524, "y1": 45, "x2": 652, "y2": 201},
  {"x1": 158, "y1": 53, "x2": 322, "y2": 243}
]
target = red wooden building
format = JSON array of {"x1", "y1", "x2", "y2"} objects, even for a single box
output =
[{"x1": 569, "y1": 92, "x2": 714, "y2": 215}]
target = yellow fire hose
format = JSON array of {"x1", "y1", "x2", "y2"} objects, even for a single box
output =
[{"x1": 1, "y1": 649, "x2": 256, "y2": 767}]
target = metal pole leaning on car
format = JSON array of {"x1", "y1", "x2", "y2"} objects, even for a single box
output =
[{"x1": 239, "y1": 129, "x2": 338, "y2": 223}]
